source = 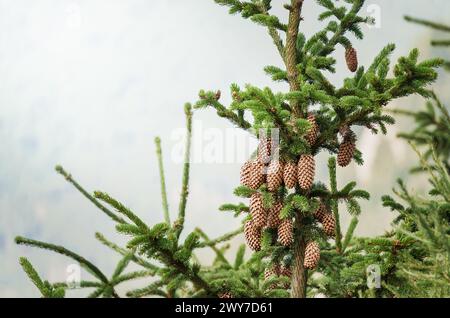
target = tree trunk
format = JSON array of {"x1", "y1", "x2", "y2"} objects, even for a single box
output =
[{"x1": 291, "y1": 215, "x2": 307, "y2": 298}]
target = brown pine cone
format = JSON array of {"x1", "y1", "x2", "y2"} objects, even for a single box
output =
[
  {"x1": 266, "y1": 200, "x2": 283, "y2": 228},
  {"x1": 258, "y1": 137, "x2": 272, "y2": 164},
  {"x1": 305, "y1": 113, "x2": 319, "y2": 146},
  {"x1": 244, "y1": 220, "x2": 261, "y2": 251},
  {"x1": 345, "y1": 47, "x2": 358, "y2": 72},
  {"x1": 337, "y1": 131, "x2": 356, "y2": 167},
  {"x1": 248, "y1": 161, "x2": 265, "y2": 189},
  {"x1": 240, "y1": 161, "x2": 252, "y2": 187},
  {"x1": 219, "y1": 292, "x2": 232, "y2": 298},
  {"x1": 297, "y1": 154, "x2": 315, "y2": 190},
  {"x1": 278, "y1": 218, "x2": 293, "y2": 246},
  {"x1": 264, "y1": 265, "x2": 280, "y2": 280},
  {"x1": 322, "y1": 212, "x2": 336, "y2": 237},
  {"x1": 250, "y1": 193, "x2": 267, "y2": 228},
  {"x1": 267, "y1": 160, "x2": 284, "y2": 191},
  {"x1": 279, "y1": 264, "x2": 292, "y2": 278},
  {"x1": 314, "y1": 202, "x2": 327, "y2": 222},
  {"x1": 304, "y1": 241, "x2": 320, "y2": 270},
  {"x1": 283, "y1": 161, "x2": 297, "y2": 189}
]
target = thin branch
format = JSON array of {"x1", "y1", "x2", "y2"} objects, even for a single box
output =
[
  {"x1": 55, "y1": 165, "x2": 126, "y2": 224},
  {"x1": 175, "y1": 103, "x2": 193, "y2": 239},
  {"x1": 154, "y1": 137, "x2": 170, "y2": 224}
]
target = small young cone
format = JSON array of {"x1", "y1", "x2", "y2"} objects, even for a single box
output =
[
  {"x1": 304, "y1": 241, "x2": 321, "y2": 270},
  {"x1": 297, "y1": 154, "x2": 315, "y2": 190},
  {"x1": 283, "y1": 161, "x2": 297, "y2": 189},
  {"x1": 266, "y1": 200, "x2": 283, "y2": 228},
  {"x1": 258, "y1": 137, "x2": 271, "y2": 164},
  {"x1": 305, "y1": 113, "x2": 319, "y2": 146},
  {"x1": 279, "y1": 264, "x2": 292, "y2": 289},
  {"x1": 248, "y1": 161, "x2": 265, "y2": 190},
  {"x1": 240, "y1": 161, "x2": 252, "y2": 187},
  {"x1": 322, "y1": 212, "x2": 336, "y2": 237},
  {"x1": 219, "y1": 292, "x2": 232, "y2": 298},
  {"x1": 337, "y1": 132, "x2": 356, "y2": 167},
  {"x1": 345, "y1": 47, "x2": 358, "y2": 72},
  {"x1": 279, "y1": 264, "x2": 292, "y2": 278},
  {"x1": 314, "y1": 202, "x2": 327, "y2": 222},
  {"x1": 264, "y1": 265, "x2": 280, "y2": 280},
  {"x1": 250, "y1": 193, "x2": 267, "y2": 228},
  {"x1": 267, "y1": 160, "x2": 284, "y2": 191},
  {"x1": 278, "y1": 218, "x2": 293, "y2": 246},
  {"x1": 244, "y1": 220, "x2": 261, "y2": 251}
]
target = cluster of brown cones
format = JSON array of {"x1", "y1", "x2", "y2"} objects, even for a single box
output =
[
  {"x1": 264, "y1": 263, "x2": 292, "y2": 289},
  {"x1": 302, "y1": 202, "x2": 336, "y2": 270}
]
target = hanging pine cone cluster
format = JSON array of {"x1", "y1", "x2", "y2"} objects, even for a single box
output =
[
  {"x1": 337, "y1": 128, "x2": 356, "y2": 167},
  {"x1": 219, "y1": 292, "x2": 232, "y2": 298},
  {"x1": 345, "y1": 46, "x2": 358, "y2": 72},
  {"x1": 297, "y1": 154, "x2": 315, "y2": 190},
  {"x1": 304, "y1": 241, "x2": 320, "y2": 269},
  {"x1": 305, "y1": 113, "x2": 319, "y2": 146},
  {"x1": 264, "y1": 263, "x2": 291, "y2": 289}
]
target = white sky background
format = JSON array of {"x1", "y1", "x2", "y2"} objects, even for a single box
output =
[{"x1": 1, "y1": 0, "x2": 449, "y2": 297}]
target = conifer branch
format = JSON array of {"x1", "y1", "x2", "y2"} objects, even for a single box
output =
[
  {"x1": 15, "y1": 237, "x2": 113, "y2": 291},
  {"x1": 154, "y1": 137, "x2": 170, "y2": 224},
  {"x1": 328, "y1": 157, "x2": 342, "y2": 253},
  {"x1": 55, "y1": 165, "x2": 126, "y2": 224},
  {"x1": 175, "y1": 104, "x2": 193, "y2": 239}
]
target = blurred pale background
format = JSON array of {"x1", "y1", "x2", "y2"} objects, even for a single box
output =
[{"x1": 1, "y1": 0, "x2": 449, "y2": 297}]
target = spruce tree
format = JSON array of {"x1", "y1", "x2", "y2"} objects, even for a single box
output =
[{"x1": 15, "y1": 0, "x2": 442, "y2": 298}]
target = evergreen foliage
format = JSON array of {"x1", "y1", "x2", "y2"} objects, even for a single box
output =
[{"x1": 16, "y1": 1, "x2": 444, "y2": 298}]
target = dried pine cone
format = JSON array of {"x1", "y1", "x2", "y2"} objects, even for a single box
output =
[
  {"x1": 240, "y1": 161, "x2": 252, "y2": 187},
  {"x1": 337, "y1": 131, "x2": 356, "y2": 167},
  {"x1": 283, "y1": 161, "x2": 297, "y2": 189},
  {"x1": 322, "y1": 212, "x2": 336, "y2": 237},
  {"x1": 297, "y1": 154, "x2": 315, "y2": 190},
  {"x1": 264, "y1": 265, "x2": 280, "y2": 280},
  {"x1": 248, "y1": 161, "x2": 265, "y2": 189},
  {"x1": 279, "y1": 264, "x2": 292, "y2": 278},
  {"x1": 266, "y1": 200, "x2": 283, "y2": 228},
  {"x1": 244, "y1": 220, "x2": 261, "y2": 251},
  {"x1": 279, "y1": 264, "x2": 292, "y2": 289},
  {"x1": 250, "y1": 193, "x2": 267, "y2": 228},
  {"x1": 345, "y1": 47, "x2": 358, "y2": 72},
  {"x1": 314, "y1": 202, "x2": 327, "y2": 222},
  {"x1": 305, "y1": 113, "x2": 319, "y2": 145},
  {"x1": 258, "y1": 137, "x2": 272, "y2": 164},
  {"x1": 219, "y1": 292, "x2": 232, "y2": 298},
  {"x1": 267, "y1": 160, "x2": 284, "y2": 191},
  {"x1": 304, "y1": 241, "x2": 320, "y2": 270},
  {"x1": 278, "y1": 218, "x2": 293, "y2": 246}
]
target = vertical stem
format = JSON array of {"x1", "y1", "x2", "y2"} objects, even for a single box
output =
[
  {"x1": 328, "y1": 157, "x2": 343, "y2": 253},
  {"x1": 287, "y1": 0, "x2": 307, "y2": 298},
  {"x1": 291, "y1": 213, "x2": 307, "y2": 298},
  {"x1": 285, "y1": 0, "x2": 304, "y2": 117},
  {"x1": 176, "y1": 103, "x2": 193, "y2": 238},
  {"x1": 154, "y1": 137, "x2": 170, "y2": 225}
]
